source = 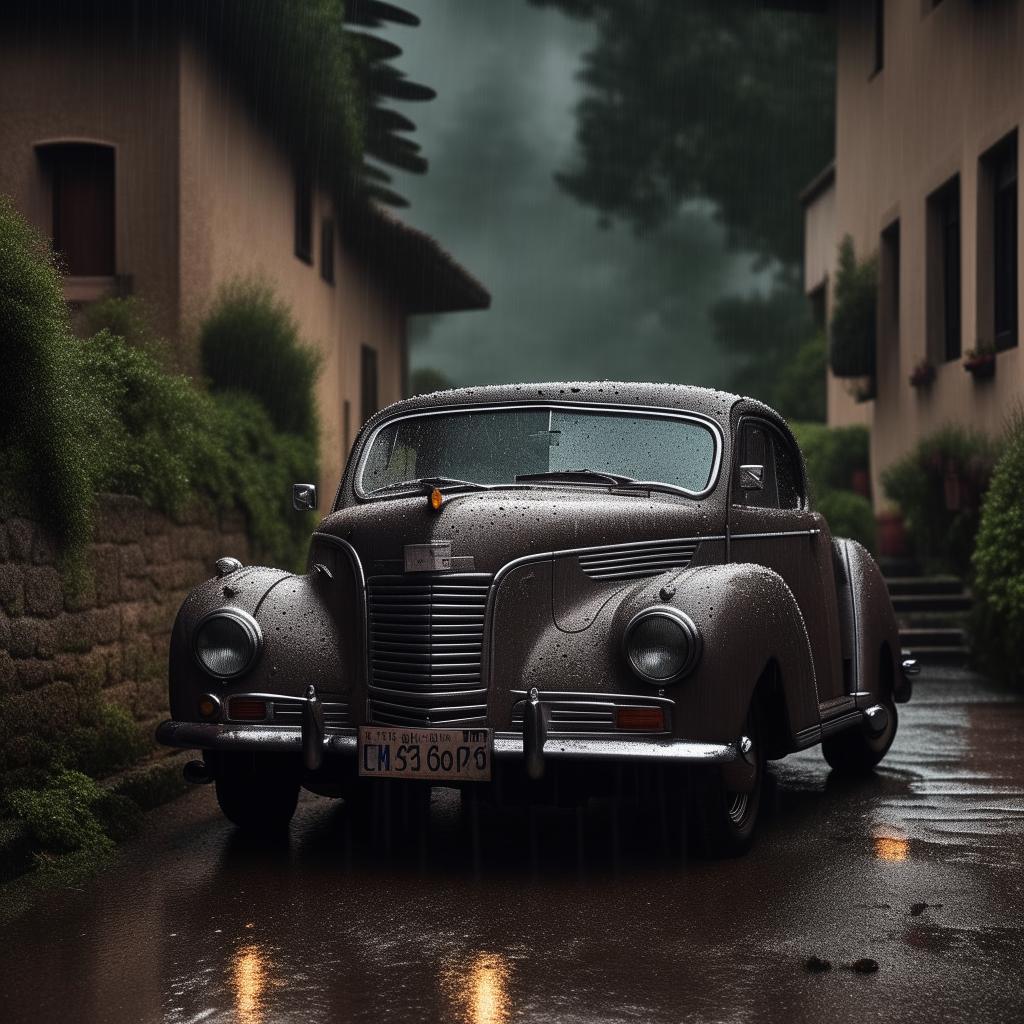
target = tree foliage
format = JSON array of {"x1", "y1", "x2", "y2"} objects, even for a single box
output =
[
  {"x1": 529, "y1": 0, "x2": 835, "y2": 267},
  {"x1": 711, "y1": 281, "x2": 824, "y2": 421},
  {"x1": 829, "y1": 235, "x2": 878, "y2": 379}
]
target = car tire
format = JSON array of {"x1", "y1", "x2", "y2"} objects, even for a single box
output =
[
  {"x1": 822, "y1": 698, "x2": 898, "y2": 774},
  {"x1": 214, "y1": 754, "x2": 300, "y2": 832},
  {"x1": 687, "y1": 707, "x2": 764, "y2": 859}
]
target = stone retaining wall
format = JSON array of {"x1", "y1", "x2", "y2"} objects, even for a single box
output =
[{"x1": 0, "y1": 495, "x2": 250, "y2": 777}]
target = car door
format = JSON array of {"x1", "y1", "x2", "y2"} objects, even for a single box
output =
[{"x1": 728, "y1": 416, "x2": 844, "y2": 704}]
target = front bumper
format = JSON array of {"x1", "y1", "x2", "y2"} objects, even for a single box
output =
[{"x1": 155, "y1": 720, "x2": 740, "y2": 767}]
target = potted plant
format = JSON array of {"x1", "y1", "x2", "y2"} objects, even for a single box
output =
[
  {"x1": 846, "y1": 376, "x2": 876, "y2": 403},
  {"x1": 964, "y1": 342, "x2": 996, "y2": 379},
  {"x1": 909, "y1": 359, "x2": 935, "y2": 389}
]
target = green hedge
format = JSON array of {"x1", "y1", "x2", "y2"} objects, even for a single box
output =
[
  {"x1": 882, "y1": 426, "x2": 999, "y2": 576},
  {"x1": 200, "y1": 279, "x2": 321, "y2": 442},
  {"x1": 0, "y1": 203, "x2": 319, "y2": 573},
  {"x1": 0, "y1": 196, "x2": 95, "y2": 558},
  {"x1": 973, "y1": 416, "x2": 1024, "y2": 680},
  {"x1": 790, "y1": 421, "x2": 875, "y2": 551}
]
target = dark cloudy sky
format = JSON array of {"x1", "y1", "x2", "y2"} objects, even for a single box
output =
[{"x1": 381, "y1": 0, "x2": 771, "y2": 388}]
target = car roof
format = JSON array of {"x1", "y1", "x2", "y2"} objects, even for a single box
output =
[{"x1": 368, "y1": 381, "x2": 749, "y2": 429}]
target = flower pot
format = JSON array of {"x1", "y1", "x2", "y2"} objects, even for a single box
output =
[
  {"x1": 909, "y1": 364, "x2": 935, "y2": 388},
  {"x1": 964, "y1": 354, "x2": 995, "y2": 379},
  {"x1": 876, "y1": 510, "x2": 908, "y2": 558}
]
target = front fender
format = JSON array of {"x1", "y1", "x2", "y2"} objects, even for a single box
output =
[
  {"x1": 633, "y1": 563, "x2": 820, "y2": 746},
  {"x1": 167, "y1": 565, "x2": 356, "y2": 722},
  {"x1": 489, "y1": 559, "x2": 819, "y2": 748}
]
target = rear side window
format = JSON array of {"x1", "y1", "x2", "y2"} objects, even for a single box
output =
[{"x1": 733, "y1": 420, "x2": 804, "y2": 511}]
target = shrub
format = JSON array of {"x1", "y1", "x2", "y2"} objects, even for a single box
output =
[
  {"x1": 200, "y1": 279, "x2": 321, "y2": 442},
  {"x1": 816, "y1": 490, "x2": 877, "y2": 552},
  {"x1": 774, "y1": 332, "x2": 826, "y2": 423},
  {"x1": 0, "y1": 196, "x2": 94, "y2": 558},
  {"x1": 972, "y1": 415, "x2": 1024, "y2": 680},
  {"x1": 84, "y1": 295, "x2": 172, "y2": 367},
  {"x1": 829, "y1": 235, "x2": 877, "y2": 379},
  {"x1": 790, "y1": 422, "x2": 870, "y2": 499},
  {"x1": 7, "y1": 769, "x2": 115, "y2": 857},
  {"x1": 882, "y1": 426, "x2": 999, "y2": 576}
]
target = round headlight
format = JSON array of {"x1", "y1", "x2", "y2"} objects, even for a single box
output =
[
  {"x1": 193, "y1": 609, "x2": 262, "y2": 679},
  {"x1": 624, "y1": 607, "x2": 701, "y2": 684}
]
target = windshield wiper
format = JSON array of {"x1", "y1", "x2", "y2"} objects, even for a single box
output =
[
  {"x1": 372, "y1": 475, "x2": 492, "y2": 495},
  {"x1": 514, "y1": 469, "x2": 639, "y2": 487}
]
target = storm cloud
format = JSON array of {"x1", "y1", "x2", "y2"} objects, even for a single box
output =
[{"x1": 381, "y1": 0, "x2": 770, "y2": 388}]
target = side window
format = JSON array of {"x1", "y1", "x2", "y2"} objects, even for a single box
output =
[
  {"x1": 773, "y1": 433, "x2": 804, "y2": 510},
  {"x1": 733, "y1": 423, "x2": 778, "y2": 508}
]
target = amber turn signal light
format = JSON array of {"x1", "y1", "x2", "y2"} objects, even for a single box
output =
[
  {"x1": 429, "y1": 487, "x2": 444, "y2": 511},
  {"x1": 228, "y1": 698, "x2": 268, "y2": 721},
  {"x1": 615, "y1": 706, "x2": 665, "y2": 731},
  {"x1": 197, "y1": 695, "x2": 219, "y2": 719}
]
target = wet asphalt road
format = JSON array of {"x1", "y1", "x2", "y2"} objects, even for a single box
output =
[{"x1": 2, "y1": 667, "x2": 1024, "y2": 1024}]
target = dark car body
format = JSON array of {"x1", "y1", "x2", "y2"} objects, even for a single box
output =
[{"x1": 158, "y1": 382, "x2": 913, "y2": 854}]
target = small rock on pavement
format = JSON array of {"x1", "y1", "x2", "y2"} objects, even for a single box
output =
[
  {"x1": 851, "y1": 958, "x2": 879, "y2": 974},
  {"x1": 804, "y1": 956, "x2": 832, "y2": 974}
]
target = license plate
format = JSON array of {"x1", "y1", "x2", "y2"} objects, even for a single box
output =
[{"x1": 358, "y1": 726, "x2": 492, "y2": 781}]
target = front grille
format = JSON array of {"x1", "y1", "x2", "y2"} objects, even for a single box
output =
[
  {"x1": 578, "y1": 538, "x2": 699, "y2": 580},
  {"x1": 367, "y1": 573, "x2": 492, "y2": 727},
  {"x1": 226, "y1": 694, "x2": 352, "y2": 732}
]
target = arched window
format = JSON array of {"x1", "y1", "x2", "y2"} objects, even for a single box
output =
[{"x1": 36, "y1": 142, "x2": 115, "y2": 277}]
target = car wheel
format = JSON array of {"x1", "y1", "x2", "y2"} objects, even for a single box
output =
[
  {"x1": 214, "y1": 754, "x2": 300, "y2": 832},
  {"x1": 688, "y1": 709, "x2": 764, "y2": 859},
  {"x1": 822, "y1": 698, "x2": 898, "y2": 774}
]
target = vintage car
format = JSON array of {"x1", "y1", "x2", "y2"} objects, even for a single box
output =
[{"x1": 157, "y1": 382, "x2": 916, "y2": 856}]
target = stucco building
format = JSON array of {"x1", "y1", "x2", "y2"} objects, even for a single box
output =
[
  {"x1": 803, "y1": 0, "x2": 1023, "y2": 503},
  {"x1": 0, "y1": 11, "x2": 489, "y2": 500}
]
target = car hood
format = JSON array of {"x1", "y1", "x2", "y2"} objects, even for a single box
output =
[{"x1": 315, "y1": 488, "x2": 722, "y2": 576}]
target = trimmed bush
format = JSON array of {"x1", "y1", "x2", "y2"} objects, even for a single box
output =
[
  {"x1": 829, "y1": 235, "x2": 877, "y2": 379},
  {"x1": 200, "y1": 280, "x2": 322, "y2": 442},
  {"x1": 791, "y1": 421, "x2": 870, "y2": 499},
  {"x1": 816, "y1": 490, "x2": 877, "y2": 552},
  {"x1": 774, "y1": 332, "x2": 826, "y2": 424},
  {"x1": 882, "y1": 427, "x2": 999, "y2": 576},
  {"x1": 84, "y1": 295, "x2": 172, "y2": 367},
  {"x1": 973, "y1": 416, "x2": 1024, "y2": 680},
  {"x1": 7, "y1": 769, "x2": 116, "y2": 857}
]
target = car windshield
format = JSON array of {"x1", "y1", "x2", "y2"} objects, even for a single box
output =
[{"x1": 358, "y1": 407, "x2": 718, "y2": 496}]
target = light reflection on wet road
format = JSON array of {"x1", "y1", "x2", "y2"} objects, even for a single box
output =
[{"x1": 2, "y1": 668, "x2": 1023, "y2": 1023}]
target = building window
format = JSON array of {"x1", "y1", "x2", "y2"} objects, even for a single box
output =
[
  {"x1": 880, "y1": 218, "x2": 901, "y2": 362},
  {"x1": 361, "y1": 345, "x2": 379, "y2": 424},
  {"x1": 808, "y1": 282, "x2": 827, "y2": 332},
  {"x1": 294, "y1": 167, "x2": 313, "y2": 264},
  {"x1": 927, "y1": 179, "x2": 960, "y2": 362},
  {"x1": 994, "y1": 144, "x2": 1018, "y2": 350},
  {"x1": 980, "y1": 133, "x2": 1018, "y2": 352},
  {"x1": 39, "y1": 143, "x2": 115, "y2": 276},
  {"x1": 320, "y1": 218, "x2": 335, "y2": 284},
  {"x1": 872, "y1": 0, "x2": 884, "y2": 75}
]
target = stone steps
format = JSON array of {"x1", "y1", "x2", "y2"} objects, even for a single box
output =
[{"x1": 883, "y1": 566, "x2": 972, "y2": 665}]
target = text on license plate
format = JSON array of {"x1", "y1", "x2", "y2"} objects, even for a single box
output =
[{"x1": 358, "y1": 726, "x2": 492, "y2": 781}]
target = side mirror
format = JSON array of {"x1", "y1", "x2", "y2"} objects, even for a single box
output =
[
  {"x1": 739, "y1": 465, "x2": 764, "y2": 491},
  {"x1": 292, "y1": 483, "x2": 318, "y2": 511}
]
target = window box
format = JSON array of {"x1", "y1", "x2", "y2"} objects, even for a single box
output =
[
  {"x1": 963, "y1": 348, "x2": 996, "y2": 380},
  {"x1": 909, "y1": 360, "x2": 935, "y2": 389}
]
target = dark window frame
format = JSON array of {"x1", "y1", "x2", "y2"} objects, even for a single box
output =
[
  {"x1": 872, "y1": 0, "x2": 885, "y2": 76},
  {"x1": 294, "y1": 167, "x2": 313, "y2": 265},
  {"x1": 360, "y1": 345, "x2": 380, "y2": 425},
  {"x1": 38, "y1": 141, "x2": 116, "y2": 277},
  {"x1": 320, "y1": 217, "x2": 335, "y2": 284},
  {"x1": 993, "y1": 142, "x2": 1018, "y2": 350},
  {"x1": 927, "y1": 178, "x2": 961, "y2": 362}
]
